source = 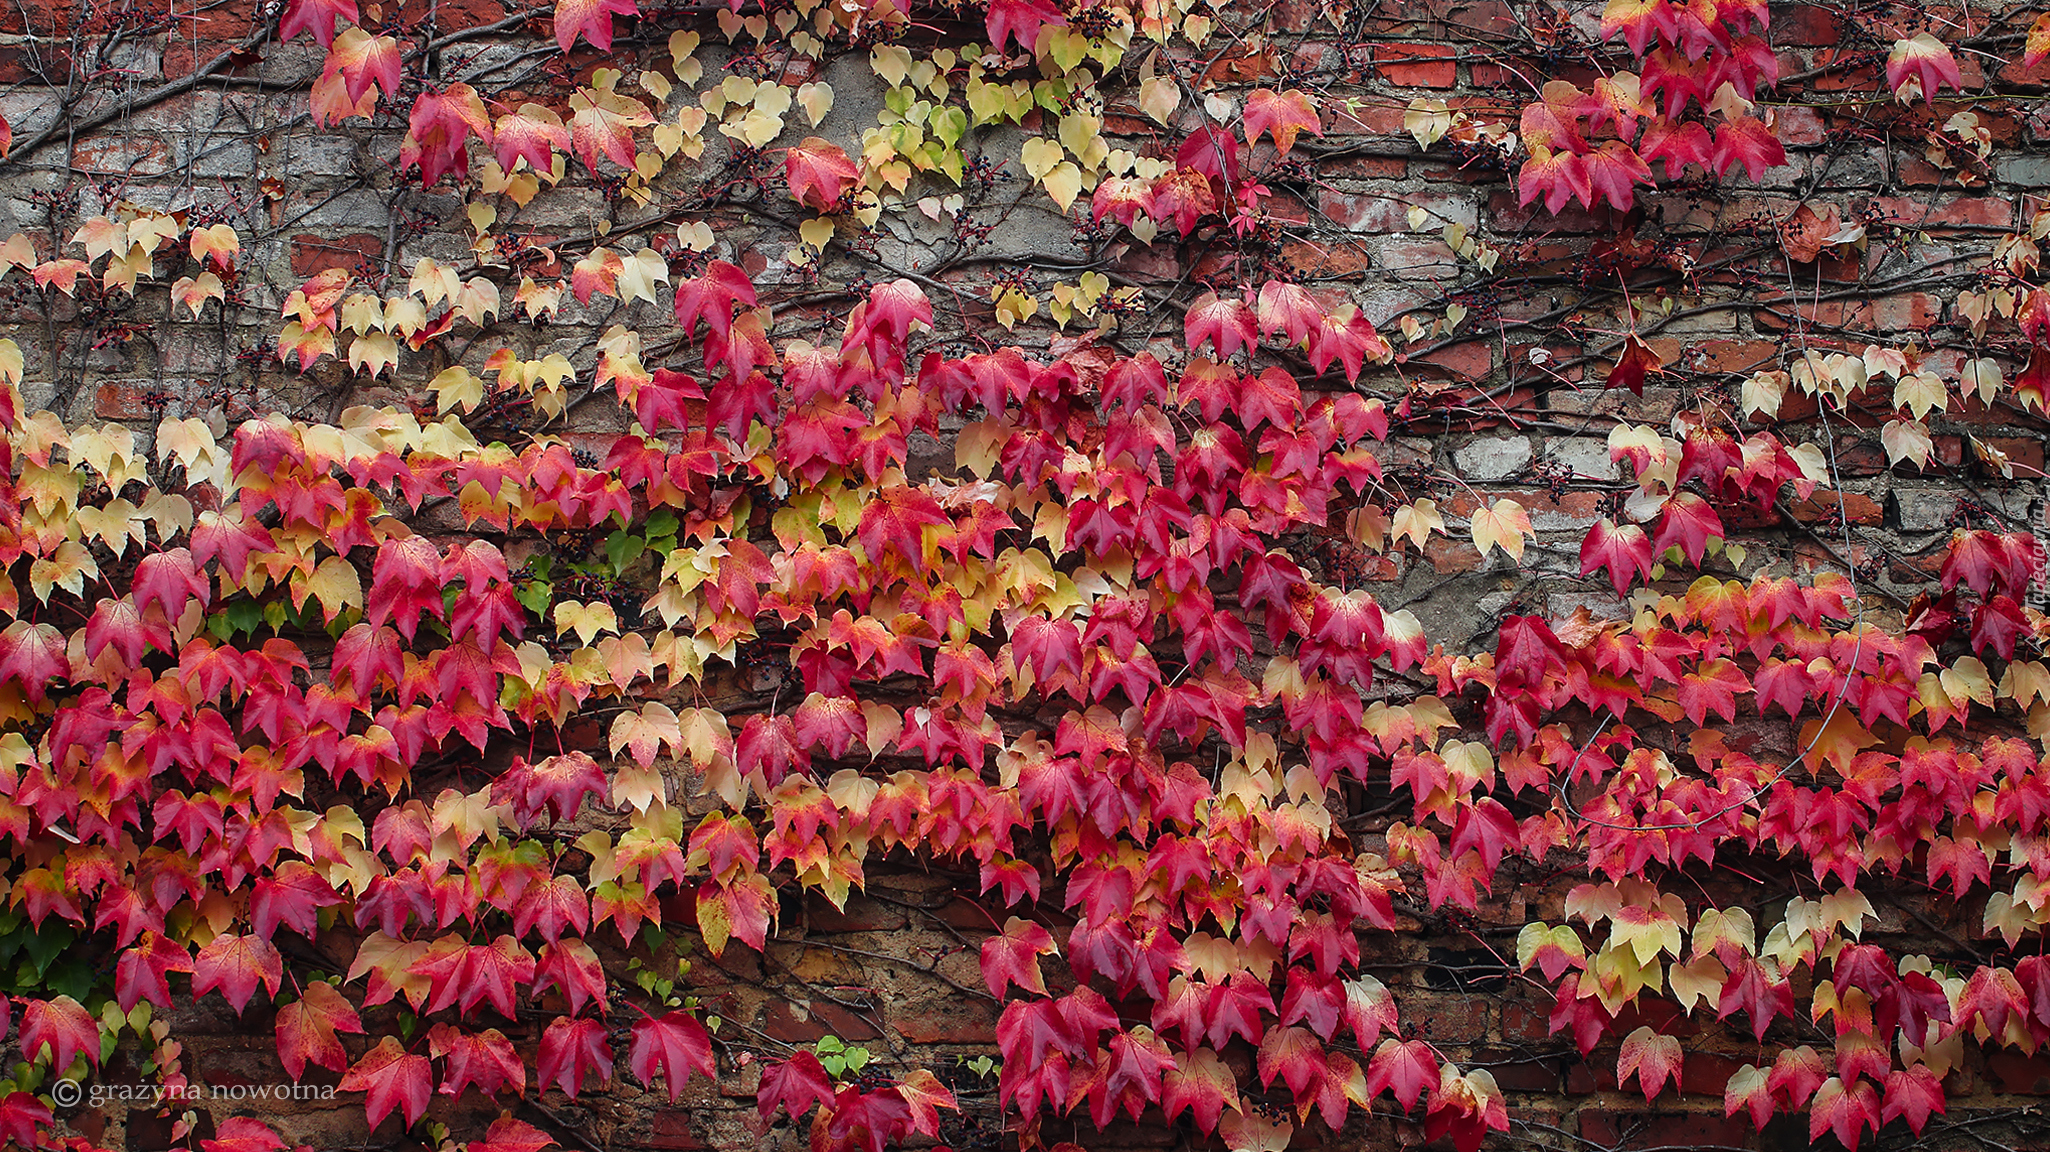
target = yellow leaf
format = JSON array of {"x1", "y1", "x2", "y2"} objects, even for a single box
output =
[
  {"x1": 796, "y1": 81, "x2": 834, "y2": 126},
  {"x1": 1041, "y1": 161, "x2": 1083, "y2": 211},
  {"x1": 1391, "y1": 498, "x2": 1443, "y2": 549},
  {"x1": 799, "y1": 217, "x2": 836, "y2": 250},
  {"x1": 555, "y1": 600, "x2": 619, "y2": 646},
  {"x1": 295, "y1": 555, "x2": 364, "y2": 622},
  {"x1": 1469, "y1": 498, "x2": 1532, "y2": 561},
  {"x1": 1020, "y1": 136, "x2": 1064, "y2": 180},
  {"x1": 1139, "y1": 75, "x2": 1179, "y2": 125}
]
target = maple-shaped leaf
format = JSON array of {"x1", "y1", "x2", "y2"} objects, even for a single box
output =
[
  {"x1": 554, "y1": 0, "x2": 638, "y2": 52},
  {"x1": 1887, "y1": 33, "x2": 1963, "y2": 102},
  {"x1": 1637, "y1": 117, "x2": 1713, "y2": 179},
  {"x1": 494, "y1": 104, "x2": 571, "y2": 173},
  {"x1": 326, "y1": 26, "x2": 401, "y2": 106},
  {"x1": 430, "y1": 1024, "x2": 526, "y2": 1099},
  {"x1": 278, "y1": 0, "x2": 358, "y2": 46},
  {"x1": 0, "y1": 1093, "x2": 51, "y2": 1149},
  {"x1": 0, "y1": 622, "x2": 64, "y2": 705},
  {"x1": 1880, "y1": 1065, "x2": 1945, "y2": 1134},
  {"x1": 470, "y1": 1119, "x2": 554, "y2": 1152},
  {"x1": 201, "y1": 1118, "x2": 288, "y2": 1152},
  {"x1": 1809, "y1": 1076, "x2": 1880, "y2": 1152},
  {"x1": 134, "y1": 547, "x2": 210, "y2": 621},
  {"x1": 276, "y1": 981, "x2": 364, "y2": 1079},
  {"x1": 1366, "y1": 1038, "x2": 1439, "y2": 1111},
  {"x1": 1185, "y1": 291, "x2": 1257, "y2": 359},
  {"x1": 1518, "y1": 147, "x2": 1590, "y2": 214},
  {"x1": 20, "y1": 996, "x2": 98, "y2": 1071},
  {"x1": 193, "y1": 932, "x2": 285, "y2": 1014},
  {"x1": 116, "y1": 932, "x2": 193, "y2": 1012},
  {"x1": 787, "y1": 137, "x2": 859, "y2": 212},
  {"x1": 1243, "y1": 88, "x2": 1321, "y2": 153},
  {"x1": 984, "y1": 0, "x2": 1064, "y2": 54},
  {"x1": 1255, "y1": 280, "x2": 1322, "y2": 348},
  {"x1": 629, "y1": 1010, "x2": 716, "y2": 1102},
  {"x1": 1651, "y1": 491, "x2": 1723, "y2": 565},
  {"x1": 1161, "y1": 1047, "x2": 1238, "y2": 1133},
  {"x1": 981, "y1": 917, "x2": 1056, "y2": 998},
  {"x1": 1579, "y1": 517, "x2": 1654, "y2": 596},
  {"x1": 758, "y1": 1051, "x2": 836, "y2": 1123},
  {"x1": 533, "y1": 939, "x2": 607, "y2": 1015},
  {"x1": 1615, "y1": 1026, "x2": 1681, "y2": 1101},
  {"x1": 1605, "y1": 334, "x2": 1660, "y2": 395},
  {"x1": 400, "y1": 84, "x2": 493, "y2": 187},
  {"x1": 253, "y1": 860, "x2": 343, "y2": 939},
  {"x1": 1255, "y1": 1025, "x2": 1325, "y2": 1099},
  {"x1": 340, "y1": 1036, "x2": 433, "y2": 1129},
  {"x1": 1583, "y1": 141, "x2": 1653, "y2": 211},
  {"x1": 1710, "y1": 114, "x2": 1786, "y2": 182},
  {"x1": 539, "y1": 1016, "x2": 614, "y2": 1098}
]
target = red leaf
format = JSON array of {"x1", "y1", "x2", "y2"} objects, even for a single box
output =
[
  {"x1": 1711, "y1": 114, "x2": 1786, "y2": 182},
  {"x1": 1605, "y1": 334, "x2": 1661, "y2": 395},
  {"x1": 553, "y1": 0, "x2": 638, "y2": 52},
  {"x1": 538, "y1": 1016, "x2": 614, "y2": 1098},
  {"x1": 1184, "y1": 291, "x2": 1257, "y2": 359},
  {"x1": 984, "y1": 0, "x2": 1064, "y2": 53},
  {"x1": 276, "y1": 981, "x2": 363, "y2": 1079},
  {"x1": 1808, "y1": 1076, "x2": 1880, "y2": 1152},
  {"x1": 469, "y1": 1115, "x2": 553, "y2": 1152},
  {"x1": 757, "y1": 1051, "x2": 836, "y2": 1123},
  {"x1": 340, "y1": 1036, "x2": 433, "y2": 1129},
  {"x1": 1616, "y1": 1026, "x2": 1681, "y2": 1101},
  {"x1": 20, "y1": 996, "x2": 99, "y2": 1071},
  {"x1": 1242, "y1": 88, "x2": 1321, "y2": 153},
  {"x1": 115, "y1": 932, "x2": 193, "y2": 1012},
  {"x1": 980, "y1": 917, "x2": 1055, "y2": 998},
  {"x1": 471, "y1": 1119, "x2": 555, "y2": 1152},
  {"x1": 202, "y1": 1118, "x2": 288, "y2": 1152},
  {"x1": 278, "y1": 0, "x2": 358, "y2": 46},
  {"x1": 786, "y1": 138, "x2": 859, "y2": 212},
  {"x1": 1365, "y1": 1038, "x2": 1439, "y2": 1111},
  {"x1": 429, "y1": 1024, "x2": 526, "y2": 1099},
  {"x1": 1579, "y1": 517, "x2": 1655, "y2": 596},
  {"x1": 1880, "y1": 1065, "x2": 1945, "y2": 1134},
  {"x1": 193, "y1": 932, "x2": 285, "y2": 1014},
  {"x1": 629, "y1": 1010, "x2": 716, "y2": 1102},
  {"x1": 534, "y1": 939, "x2": 608, "y2": 1015}
]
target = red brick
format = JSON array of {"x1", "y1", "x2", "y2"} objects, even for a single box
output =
[
  {"x1": 1871, "y1": 195, "x2": 2014, "y2": 230},
  {"x1": 1777, "y1": 4, "x2": 1844, "y2": 44},
  {"x1": 292, "y1": 233, "x2": 383, "y2": 277},
  {"x1": 644, "y1": 1110, "x2": 706, "y2": 1150},
  {"x1": 1375, "y1": 43, "x2": 1458, "y2": 88},
  {"x1": 1698, "y1": 339, "x2": 1780, "y2": 374},
  {"x1": 1405, "y1": 995, "x2": 1489, "y2": 1042},
  {"x1": 94, "y1": 383, "x2": 151, "y2": 421},
  {"x1": 1424, "y1": 536, "x2": 1483, "y2": 573},
  {"x1": 1325, "y1": 155, "x2": 1409, "y2": 179},
  {"x1": 1501, "y1": 1000, "x2": 1550, "y2": 1041},
  {"x1": 1680, "y1": 1051, "x2": 1747, "y2": 1096},
  {"x1": 893, "y1": 998, "x2": 998, "y2": 1043},
  {"x1": 1871, "y1": 292, "x2": 1942, "y2": 330},
  {"x1": 1411, "y1": 341, "x2": 1493, "y2": 381}
]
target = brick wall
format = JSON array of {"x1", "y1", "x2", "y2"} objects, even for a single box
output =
[{"x1": 5, "y1": 0, "x2": 2050, "y2": 1149}]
